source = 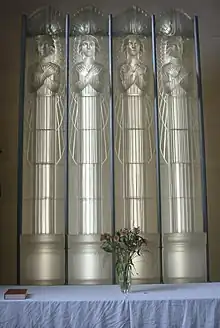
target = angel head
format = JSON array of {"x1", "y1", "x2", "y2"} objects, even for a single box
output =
[
  {"x1": 166, "y1": 36, "x2": 183, "y2": 59},
  {"x1": 122, "y1": 35, "x2": 144, "y2": 59},
  {"x1": 78, "y1": 35, "x2": 100, "y2": 59},
  {"x1": 35, "y1": 35, "x2": 54, "y2": 58}
]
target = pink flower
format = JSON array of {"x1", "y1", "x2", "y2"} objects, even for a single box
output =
[{"x1": 114, "y1": 236, "x2": 119, "y2": 242}]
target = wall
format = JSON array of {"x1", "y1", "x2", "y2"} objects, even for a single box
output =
[{"x1": 0, "y1": 0, "x2": 220, "y2": 284}]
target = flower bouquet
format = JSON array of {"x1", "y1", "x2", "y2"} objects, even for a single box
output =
[{"x1": 100, "y1": 227, "x2": 147, "y2": 293}]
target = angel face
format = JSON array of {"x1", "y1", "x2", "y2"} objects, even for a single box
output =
[
  {"x1": 167, "y1": 37, "x2": 183, "y2": 59},
  {"x1": 127, "y1": 36, "x2": 141, "y2": 56},
  {"x1": 78, "y1": 36, "x2": 99, "y2": 59},
  {"x1": 81, "y1": 39, "x2": 95, "y2": 57},
  {"x1": 123, "y1": 35, "x2": 143, "y2": 58},
  {"x1": 36, "y1": 35, "x2": 53, "y2": 58}
]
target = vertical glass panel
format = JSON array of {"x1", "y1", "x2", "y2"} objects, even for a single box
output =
[
  {"x1": 20, "y1": 6, "x2": 65, "y2": 284},
  {"x1": 113, "y1": 7, "x2": 160, "y2": 283},
  {"x1": 156, "y1": 9, "x2": 206, "y2": 283},
  {"x1": 68, "y1": 6, "x2": 111, "y2": 284},
  {"x1": 156, "y1": 9, "x2": 203, "y2": 235}
]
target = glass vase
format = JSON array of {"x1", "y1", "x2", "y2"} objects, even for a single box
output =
[{"x1": 117, "y1": 263, "x2": 132, "y2": 293}]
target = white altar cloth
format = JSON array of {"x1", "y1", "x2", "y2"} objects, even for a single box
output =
[{"x1": 0, "y1": 283, "x2": 220, "y2": 327}]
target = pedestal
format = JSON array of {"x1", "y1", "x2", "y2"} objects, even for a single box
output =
[
  {"x1": 68, "y1": 235, "x2": 112, "y2": 284},
  {"x1": 163, "y1": 232, "x2": 207, "y2": 283},
  {"x1": 20, "y1": 234, "x2": 65, "y2": 285}
]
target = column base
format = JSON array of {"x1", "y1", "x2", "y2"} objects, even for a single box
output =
[
  {"x1": 20, "y1": 234, "x2": 65, "y2": 285},
  {"x1": 162, "y1": 232, "x2": 207, "y2": 284},
  {"x1": 68, "y1": 235, "x2": 112, "y2": 284},
  {"x1": 132, "y1": 233, "x2": 160, "y2": 284}
]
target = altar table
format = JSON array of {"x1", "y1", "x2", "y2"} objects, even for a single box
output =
[{"x1": 0, "y1": 283, "x2": 220, "y2": 327}]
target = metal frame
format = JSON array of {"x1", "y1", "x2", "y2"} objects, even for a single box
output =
[
  {"x1": 108, "y1": 14, "x2": 116, "y2": 284},
  {"x1": 151, "y1": 14, "x2": 163, "y2": 283},
  {"x1": 193, "y1": 15, "x2": 209, "y2": 282},
  {"x1": 16, "y1": 9, "x2": 208, "y2": 286},
  {"x1": 64, "y1": 13, "x2": 70, "y2": 284},
  {"x1": 17, "y1": 14, "x2": 27, "y2": 284}
]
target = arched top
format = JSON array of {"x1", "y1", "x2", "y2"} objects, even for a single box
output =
[
  {"x1": 27, "y1": 6, "x2": 65, "y2": 36},
  {"x1": 156, "y1": 9, "x2": 193, "y2": 37},
  {"x1": 113, "y1": 6, "x2": 151, "y2": 36},
  {"x1": 70, "y1": 5, "x2": 108, "y2": 36}
]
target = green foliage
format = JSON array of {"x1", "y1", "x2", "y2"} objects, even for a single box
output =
[{"x1": 100, "y1": 227, "x2": 148, "y2": 276}]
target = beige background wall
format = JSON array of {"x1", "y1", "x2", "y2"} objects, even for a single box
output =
[{"x1": 0, "y1": 0, "x2": 219, "y2": 284}]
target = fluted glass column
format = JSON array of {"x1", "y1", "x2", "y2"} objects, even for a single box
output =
[
  {"x1": 156, "y1": 9, "x2": 207, "y2": 283},
  {"x1": 113, "y1": 6, "x2": 160, "y2": 284},
  {"x1": 68, "y1": 6, "x2": 111, "y2": 284},
  {"x1": 20, "y1": 6, "x2": 66, "y2": 284}
]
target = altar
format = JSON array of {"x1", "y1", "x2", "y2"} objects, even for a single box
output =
[{"x1": 0, "y1": 283, "x2": 220, "y2": 327}]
